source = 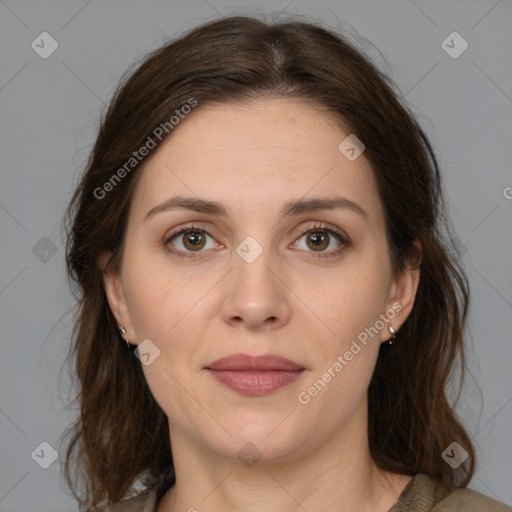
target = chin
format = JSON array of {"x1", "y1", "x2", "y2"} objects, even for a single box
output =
[{"x1": 202, "y1": 412, "x2": 307, "y2": 464}]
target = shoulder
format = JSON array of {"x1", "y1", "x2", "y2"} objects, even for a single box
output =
[
  {"x1": 432, "y1": 486, "x2": 512, "y2": 512},
  {"x1": 390, "y1": 473, "x2": 512, "y2": 512},
  {"x1": 100, "y1": 486, "x2": 158, "y2": 512}
]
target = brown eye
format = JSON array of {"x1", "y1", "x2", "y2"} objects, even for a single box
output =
[
  {"x1": 165, "y1": 225, "x2": 217, "y2": 256},
  {"x1": 293, "y1": 224, "x2": 348, "y2": 258},
  {"x1": 181, "y1": 230, "x2": 206, "y2": 251},
  {"x1": 305, "y1": 231, "x2": 329, "y2": 251}
]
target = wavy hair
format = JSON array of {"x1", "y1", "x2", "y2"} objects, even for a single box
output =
[{"x1": 60, "y1": 15, "x2": 475, "y2": 511}]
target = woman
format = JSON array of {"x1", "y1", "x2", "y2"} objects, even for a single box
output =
[{"x1": 60, "y1": 15, "x2": 511, "y2": 512}]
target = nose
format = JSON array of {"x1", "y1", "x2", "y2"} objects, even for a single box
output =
[{"x1": 221, "y1": 244, "x2": 292, "y2": 331}]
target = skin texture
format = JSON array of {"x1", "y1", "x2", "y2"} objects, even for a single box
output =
[{"x1": 103, "y1": 98, "x2": 421, "y2": 512}]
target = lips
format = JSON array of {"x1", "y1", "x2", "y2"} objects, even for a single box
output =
[
  {"x1": 205, "y1": 353, "x2": 304, "y2": 371},
  {"x1": 205, "y1": 353, "x2": 305, "y2": 396}
]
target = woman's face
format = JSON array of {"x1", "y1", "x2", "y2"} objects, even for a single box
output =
[{"x1": 104, "y1": 98, "x2": 419, "y2": 462}]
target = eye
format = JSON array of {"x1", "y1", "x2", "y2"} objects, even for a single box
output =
[
  {"x1": 292, "y1": 223, "x2": 349, "y2": 258},
  {"x1": 164, "y1": 224, "x2": 220, "y2": 258},
  {"x1": 164, "y1": 222, "x2": 349, "y2": 259}
]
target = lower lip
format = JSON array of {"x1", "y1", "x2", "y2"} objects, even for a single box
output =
[{"x1": 206, "y1": 369, "x2": 304, "y2": 396}]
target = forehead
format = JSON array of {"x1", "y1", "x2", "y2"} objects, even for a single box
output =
[{"x1": 131, "y1": 98, "x2": 383, "y2": 223}]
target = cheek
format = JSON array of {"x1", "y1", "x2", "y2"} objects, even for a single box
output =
[
  {"x1": 124, "y1": 271, "x2": 202, "y2": 344},
  {"x1": 121, "y1": 254, "x2": 211, "y2": 416},
  {"x1": 121, "y1": 243, "x2": 179, "y2": 338},
  {"x1": 303, "y1": 263, "x2": 389, "y2": 349},
  {"x1": 122, "y1": 246, "x2": 216, "y2": 353},
  {"x1": 294, "y1": 270, "x2": 387, "y2": 419}
]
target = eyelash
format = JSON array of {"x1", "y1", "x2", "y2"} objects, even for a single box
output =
[{"x1": 163, "y1": 222, "x2": 350, "y2": 259}]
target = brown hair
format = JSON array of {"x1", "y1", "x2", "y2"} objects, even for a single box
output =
[{"x1": 60, "y1": 14, "x2": 476, "y2": 511}]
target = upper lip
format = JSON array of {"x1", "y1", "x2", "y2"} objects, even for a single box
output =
[{"x1": 205, "y1": 353, "x2": 304, "y2": 371}]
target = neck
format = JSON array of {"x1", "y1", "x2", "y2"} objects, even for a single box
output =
[{"x1": 157, "y1": 408, "x2": 411, "y2": 512}]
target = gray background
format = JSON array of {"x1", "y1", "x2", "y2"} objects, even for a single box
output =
[{"x1": 1, "y1": 0, "x2": 511, "y2": 510}]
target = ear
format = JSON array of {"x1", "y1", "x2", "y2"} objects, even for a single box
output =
[
  {"x1": 382, "y1": 239, "x2": 422, "y2": 343},
  {"x1": 99, "y1": 252, "x2": 135, "y2": 344}
]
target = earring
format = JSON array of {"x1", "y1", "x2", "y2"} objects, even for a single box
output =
[
  {"x1": 388, "y1": 325, "x2": 397, "y2": 345},
  {"x1": 119, "y1": 326, "x2": 131, "y2": 349}
]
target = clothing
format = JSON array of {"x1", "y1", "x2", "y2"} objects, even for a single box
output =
[
  {"x1": 388, "y1": 473, "x2": 511, "y2": 511},
  {"x1": 104, "y1": 473, "x2": 512, "y2": 511}
]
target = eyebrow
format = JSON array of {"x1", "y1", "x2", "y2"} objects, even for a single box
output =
[{"x1": 144, "y1": 195, "x2": 367, "y2": 222}]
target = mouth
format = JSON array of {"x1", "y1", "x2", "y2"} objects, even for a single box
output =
[{"x1": 205, "y1": 353, "x2": 305, "y2": 396}]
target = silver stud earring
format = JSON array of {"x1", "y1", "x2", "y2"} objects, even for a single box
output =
[
  {"x1": 118, "y1": 326, "x2": 131, "y2": 348},
  {"x1": 388, "y1": 325, "x2": 397, "y2": 345}
]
